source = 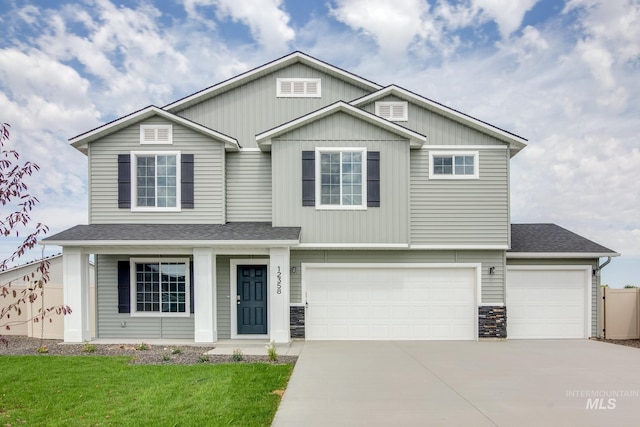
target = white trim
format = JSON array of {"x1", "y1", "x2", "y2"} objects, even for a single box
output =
[
  {"x1": 479, "y1": 302, "x2": 504, "y2": 307},
  {"x1": 315, "y1": 147, "x2": 367, "y2": 210},
  {"x1": 239, "y1": 147, "x2": 262, "y2": 152},
  {"x1": 165, "y1": 52, "x2": 381, "y2": 111},
  {"x1": 506, "y1": 265, "x2": 592, "y2": 339},
  {"x1": 375, "y1": 101, "x2": 408, "y2": 121},
  {"x1": 230, "y1": 259, "x2": 270, "y2": 340},
  {"x1": 42, "y1": 239, "x2": 300, "y2": 248},
  {"x1": 423, "y1": 145, "x2": 508, "y2": 150},
  {"x1": 140, "y1": 125, "x2": 172, "y2": 145},
  {"x1": 276, "y1": 78, "x2": 321, "y2": 98},
  {"x1": 296, "y1": 243, "x2": 409, "y2": 249},
  {"x1": 429, "y1": 151, "x2": 479, "y2": 180},
  {"x1": 129, "y1": 257, "x2": 191, "y2": 318},
  {"x1": 130, "y1": 151, "x2": 181, "y2": 212},
  {"x1": 507, "y1": 252, "x2": 620, "y2": 258},
  {"x1": 411, "y1": 244, "x2": 509, "y2": 250},
  {"x1": 301, "y1": 262, "x2": 481, "y2": 341}
]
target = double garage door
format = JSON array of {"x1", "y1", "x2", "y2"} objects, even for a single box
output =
[
  {"x1": 506, "y1": 266, "x2": 591, "y2": 339},
  {"x1": 304, "y1": 264, "x2": 478, "y2": 340}
]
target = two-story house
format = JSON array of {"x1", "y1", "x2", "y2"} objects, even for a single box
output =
[{"x1": 44, "y1": 52, "x2": 618, "y2": 344}]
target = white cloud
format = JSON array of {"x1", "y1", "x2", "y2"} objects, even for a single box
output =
[{"x1": 472, "y1": 0, "x2": 539, "y2": 38}]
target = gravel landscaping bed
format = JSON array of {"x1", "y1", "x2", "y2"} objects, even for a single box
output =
[
  {"x1": 0, "y1": 336, "x2": 297, "y2": 365},
  {"x1": 594, "y1": 338, "x2": 640, "y2": 349}
]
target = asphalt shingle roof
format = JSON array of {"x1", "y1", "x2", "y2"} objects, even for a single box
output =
[
  {"x1": 43, "y1": 223, "x2": 301, "y2": 242},
  {"x1": 510, "y1": 224, "x2": 617, "y2": 254}
]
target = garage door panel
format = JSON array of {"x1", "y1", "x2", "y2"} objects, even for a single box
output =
[{"x1": 305, "y1": 266, "x2": 476, "y2": 341}]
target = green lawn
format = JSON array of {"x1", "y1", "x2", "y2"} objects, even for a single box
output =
[{"x1": 0, "y1": 356, "x2": 293, "y2": 426}]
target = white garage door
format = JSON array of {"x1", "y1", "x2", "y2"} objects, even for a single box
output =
[
  {"x1": 507, "y1": 266, "x2": 591, "y2": 339},
  {"x1": 304, "y1": 264, "x2": 478, "y2": 340}
]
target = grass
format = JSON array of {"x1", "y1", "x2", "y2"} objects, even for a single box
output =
[{"x1": 0, "y1": 356, "x2": 293, "y2": 426}]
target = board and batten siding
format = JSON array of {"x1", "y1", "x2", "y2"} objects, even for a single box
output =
[
  {"x1": 410, "y1": 147, "x2": 509, "y2": 246},
  {"x1": 225, "y1": 151, "x2": 272, "y2": 222},
  {"x1": 89, "y1": 116, "x2": 225, "y2": 224},
  {"x1": 271, "y1": 112, "x2": 409, "y2": 245},
  {"x1": 95, "y1": 255, "x2": 194, "y2": 339},
  {"x1": 175, "y1": 63, "x2": 372, "y2": 149},
  {"x1": 506, "y1": 258, "x2": 600, "y2": 338},
  {"x1": 289, "y1": 250, "x2": 504, "y2": 305}
]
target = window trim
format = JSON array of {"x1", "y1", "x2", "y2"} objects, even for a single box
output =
[
  {"x1": 276, "y1": 78, "x2": 322, "y2": 98},
  {"x1": 315, "y1": 147, "x2": 367, "y2": 210},
  {"x1": 130, "y1": 151, "x2": 182, "y2": 212},
  {"x1": 129, "y1": 258, "x2": 191, "y2": 318},
  {"x1": 429, "y1": 151, "x2": 479, "y2": 180},
  {"x1": 140, "y1": 125, "x2": 173, "y2": 145},
  {"x1": 375, "y1": 101, "x2": 408, "y2": 122}
]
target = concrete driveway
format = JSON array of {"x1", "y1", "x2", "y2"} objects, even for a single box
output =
[{"x1": 272, "y1": 340, "x2": 640, "y2": 427}]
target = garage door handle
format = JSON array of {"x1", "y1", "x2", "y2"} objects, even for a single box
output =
[{"x1": 305, "y1": 301, "x2": 308, "y2": 309}]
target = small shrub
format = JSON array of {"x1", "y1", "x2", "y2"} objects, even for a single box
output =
[
  {"x1": 162, "y1": 354, "x2": 171, "y2": 362},
  {"x1": 265, "y1": 341, "x2": 278, "y2": 362},
  {"x1": 232, "y1": 348, "x2": 243, "y2": 362},
  {"x1": 198, "y1": 355, "x2": 209, "y2": 363},
  {"x1": 82, "y1": 342, "x2": 96, "y2": 353},
  {"x1": 36, "y1": 346, "x2": 49, "y2": 354},
  {"x1": 171, "y1": 347, "x2": 182, "y2": 355},
  {"x1": 135, "y1": 342, "x2": 150, "y2": 351}
]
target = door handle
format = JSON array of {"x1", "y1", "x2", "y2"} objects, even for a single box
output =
[{"x1": 237, "y1": 295, "x2": 241, "y2": 305}]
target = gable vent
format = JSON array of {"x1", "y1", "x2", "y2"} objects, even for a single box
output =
[
  {"x1": 277, "y1": 78, "x2": 321, "y2": 98},
  {"x1": 140, "y1": 125, "x2": 173, "y2": 144},
  {"x1": 375, "y1": 101, "x2": 408, "y2": 122}
]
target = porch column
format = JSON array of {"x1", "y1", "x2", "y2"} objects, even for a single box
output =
[
  {"x1": 63, "y1": 247, "x2": 91, "y2": 343},
  {"x1": 269, "y1": 247, "x2": 291, "y2": 343},
  {"x1": 193, "y1": 248, "x2": 217, "y2": 342}
]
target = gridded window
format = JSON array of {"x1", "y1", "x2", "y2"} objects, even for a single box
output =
[
  {"x1": 455, "y1": 155, "x2": 475, "y2": 175},
  {"x1": 430, "y1": 152, "x2": 478, "y2": 179},
  {"x1": 320, "y1": 151, "x2": 363, "y2": 207},
  {"x1": 135, "y1": 262, "x2": 187, "y2": 314},
  {"x1": 134, "y1": 153, "x2": 178, "y2": 208}
]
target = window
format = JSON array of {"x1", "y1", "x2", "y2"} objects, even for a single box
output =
[
  {"x1": 131, "y1": 151, "x2": 181, "y2": 210},
  {"x1": 130, "y1": 259, "x2": 190, "y2": 317},
  {"x1": 429, "y1": 152, "x2": 479, "y2": 179},
  {"x1": 316, "y1": 148, "x2": 367, "y2": 209},
  {"x1": 140, "y1": 125, "x2": 172, "y2": 144},
  {"x1": 375, "y1": 101, "x2": 408, "y2": 121},
  {"x1": 277, "y1": 78, "x2": 321, "y2": 97}
]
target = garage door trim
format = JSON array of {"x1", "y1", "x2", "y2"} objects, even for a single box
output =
[
  {"x1": 506, "y1": 265, "x2": 592, "y2": 339},
  {"x1": 302, "y1": 263, "x2": 482, "y2": 340}
]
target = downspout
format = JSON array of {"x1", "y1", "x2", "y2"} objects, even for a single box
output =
[
  {"x1": 596, "y1": 257, "x2": 612, "y2": 339},
  {"x1": 598, "y1": 257, "x2": 612, "y2": 271}
]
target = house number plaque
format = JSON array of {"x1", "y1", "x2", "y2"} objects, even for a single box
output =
[{"x1": 276, "y1": 266, "x2": 282, "y2": 294}]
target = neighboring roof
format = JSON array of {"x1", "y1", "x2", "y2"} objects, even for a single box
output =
[
  {"x1": 256, "y1": 101, "x2": 427, "y2": 151},
  {"x1": 68, "y1": 106, "x2": 240, "y2": 154},
  {"x1": 164, "y1": 51, "x2": 382, "y2": 112},
  {"x1": 42, "y1": 223, "x2": 301, "y2": 247},
  {"x1": 351, "y1": 85, "x2": 527, "y2": 156},
  {"x1": 508, "y1": 224, "x2": 619, "y2": 258},
  {"x1": 0, "y1": 253, "x2": 62, "y2": 274}
]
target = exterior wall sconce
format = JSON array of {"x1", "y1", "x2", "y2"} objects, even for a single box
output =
[{"x1": 489, "y1": 267, "x2": 495, "y2": 275}]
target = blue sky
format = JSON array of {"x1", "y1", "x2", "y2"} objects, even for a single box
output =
[{"x1": 0, "y1": 0, "x2": 638, "y2": 286}]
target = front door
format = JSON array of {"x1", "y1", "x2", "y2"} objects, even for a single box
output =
[{"x1": 237, "y1": 265, "x2": 268, "y2": 335}]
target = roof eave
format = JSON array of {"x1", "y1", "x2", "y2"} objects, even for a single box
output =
[{"x1": 507, "y1": 252, "x2": 621, "y2": 259}]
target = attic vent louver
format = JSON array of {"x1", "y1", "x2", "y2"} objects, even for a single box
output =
[
  {"x1": 277, "y1": 78, "x2": 321, "y2": 98},
  {"x1": 375, "y1": 101, "x2": 408, "y2": 122},
  {"x1": 140, "y1": 125, "x2": 173, "y2": 144}
]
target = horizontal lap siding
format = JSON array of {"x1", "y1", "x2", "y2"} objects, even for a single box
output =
[
  {"x1": 226, "y1": 151, "x2": 272, "y2": 221},
  {"x1": 175, "y1": 63, "x2": 371, "y2": 149},
  {"x1": 411, "y1": 148, "x2": 509, "y2": 246},
  {"x1": 90, "y1": 116, "x2": 224, "y2": 224},
  {"x1": 95, "y1": 255, "x2": 194, "y2": 339},
  {"x1": 272, "y1": 112, "x2": 409, "y2": 244},
  {"x1": 290, "y1": 250, "x2": 504, "y2": 304}
]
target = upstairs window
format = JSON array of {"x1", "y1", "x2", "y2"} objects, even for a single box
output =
[
  {"x1": 375, "y1": 101, "x2": 408, "y2": 121},
  {"x1": 277, "y1": 78, "x2": 321, "y2": 98},
  {"x1": 132, "y1": 151, "x2": 181, "y2": 210},
  {"x1": 140, "y1": 125, "x2": 172, "y2": 144},
  {"x1": 429, "y1": 152, "x2": 479, "y2": 179},
  {"x1": 317, "y1": 148, "x2": 367, "y2": 209}
]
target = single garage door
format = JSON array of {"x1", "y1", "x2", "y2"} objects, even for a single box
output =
[
  {"x1": 304, "y1": 264, "x2": 478, "y2": 340},
  {"x1": 507, "y1": 266, "x2": 591, "y2": 339}
]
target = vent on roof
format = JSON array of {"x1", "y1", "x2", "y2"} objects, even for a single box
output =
[
  {"x1": 140, "y1": 125, "x2": 173, "y2": 144},
  {"x1": 375, "y1": 101, "x2": 408, "y2": 122},
  {"x1": 277, "y1": 78, "x2": 321, "y2": 98}
]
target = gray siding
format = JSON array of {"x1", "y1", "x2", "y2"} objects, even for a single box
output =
[
  {"x1": 95, "y1": 255, "x2": 194, "y2": 339},
  {"x1": 290, "y1": 250, "x2": 504, "y2": 304},
  {"x1": 410, "y1": 148, "x2": 509, "y2": 246},
  {"x1": 89, "y1": 116, "x2": 225, "y2": 224},
  {"x1": 272, "y1": 112, "x2": 409, "y2": 244},
  {"x1": 226, "y1": 151, "x2": 272, "y2": 221},
  {"x1": 175, "y1": 63, "x2": 372, "y2": 149},
  {"x1": 507, "y1": 258, "x2": 600, "y2": 337}
]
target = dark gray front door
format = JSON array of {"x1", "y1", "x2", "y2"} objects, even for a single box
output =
[{"x1": 237, "y1": 265, "x2": 268, "y2": 335}]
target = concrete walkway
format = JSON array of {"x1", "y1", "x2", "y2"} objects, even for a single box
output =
[{"x1": 272, "y1": 340, "x2": 640, "y2": 427}]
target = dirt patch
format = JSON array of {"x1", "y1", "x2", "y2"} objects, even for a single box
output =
[{"x1": 593, "y1": 338, "x2": 640, "y2": 349}]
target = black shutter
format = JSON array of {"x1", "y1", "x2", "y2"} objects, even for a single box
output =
[
  {"x1": 302, "y1": 151, "x2": 315, "y2": 206},
  {"x1": 189, "y1": 261, "x2": 195, "y2": 314},
  {"x1": 181, "y1": 154, "x2": 194, "y2": 209},
  {"x1": 117, "y1": 154, "x2": 131, "y2": 209},
  {"x1": 367, "y1": 151, "x2": 380, "y2": 207},
  {"x1": 117, "y1": 261, "x2": 131, "y2": 313}
]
